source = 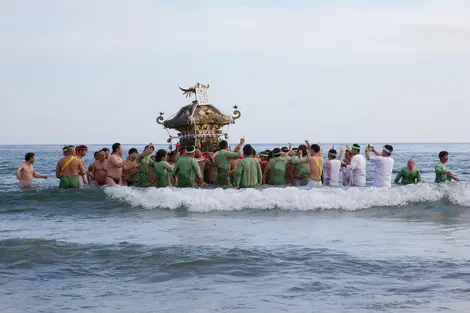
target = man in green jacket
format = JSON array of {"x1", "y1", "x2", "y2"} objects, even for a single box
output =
[
  {"x1": 173, "y1": 146, "x2": 206, "y2": 187},
  {"x1": 435, "y1": 151, "x2": 459, "y2": 183},
  {"x1": 214, "y1": 138, "x2": 245, "y2": 186},
  {"x1": 233, "y1": 144, "x2": 262, "y2": 189},
  {"x1": 395, "y1": 158, "x2": 422, "y2": 185}
]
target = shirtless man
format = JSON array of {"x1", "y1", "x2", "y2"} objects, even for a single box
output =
[
  {"x1": 106, "y1": 143, "x2": 125, "y2": 185},
  {"x1": 101, "y1": 148, "x2": 110, "y2": 159},
  {"x1": 87, "y1": 151, "x2": 99, "y2": 184},
  {"x1": 75, "y1": 145, "x2": 88, "y2": 185},
  {"x1": 122, "y1": 148, "x2": 139, "y2": 186},
  {"x1": 56, "y1": 146, "x2": 86, "y2": 189},
  {"x1": 306, "y1": 141, "x2": 323, "y2": 187},
  {"x1": 92, "y1": 150, "x2": 108, "y2": 186},
  {"x1": 107, "y1": 142, "x2": 153, "y2": 185},
  {"x1": 15, "y1": 152, "x2": 47, "y2": 188}
]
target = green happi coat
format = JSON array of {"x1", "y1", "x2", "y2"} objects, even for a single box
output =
[
  {"x1": 269, "y1": 157, "x2": 300, "y2": 186},
  {"x1": 172, "y1": 156, "x2": 202, "y2": 187},
  {"x1": 395, "y1": 167, "x2": 422, "y2": 185},
  {"x1": 435, "y1": 163, "x2": 452, "y2": 183},
  {"x1": 153, "y1": 161, "x2": 173, "y2": 188},
  {"x1": 215, "y1": 149, "x2": 242, "y2": 186},
  {"x1": 133, "y1": 155, "x2": 154, "y2": 187},
  {"x1": 233, "y1": 158, "x2": 262, "y2": 188},
  {"x1": 299, "y1": 157, "x2": 311, "y2": 186}
]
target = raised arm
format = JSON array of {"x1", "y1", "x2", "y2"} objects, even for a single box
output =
[
  {"x1": 337, "y1": 147, "x2": 344, "y2": 160},
  {"x1": 233, "y1": 138, "x2": 245, "y2": 153}
]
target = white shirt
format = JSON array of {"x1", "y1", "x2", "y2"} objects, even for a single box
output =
[
  {"x1": 370, "y1": 156, "x2": 394, "y2": 188},
  {"x1": 323, "y1": 159, "x2": 341, "y2": 186},
  {"x1": 347, "y1": 154, "x2": 366, "y2": 187},
  {"x1": 342, "y1": 166, "x2": 353, "y2": 186}
]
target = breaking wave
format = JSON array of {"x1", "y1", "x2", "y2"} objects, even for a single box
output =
[{"x1": 104, "y1": 182, "x2": 470, "y2": 212}]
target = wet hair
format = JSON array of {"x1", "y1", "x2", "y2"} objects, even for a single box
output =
[
  {"x1": 384, "y1": 145, "x2": 393, "y2": 152},
  {"x1": 112, "y1": 143, "x2": 121, "y2": 153},
  {"x1": 439, "y1": 151, "x2": 449, "y2": 159},
  {"x1": 243, "y1": 144, "x2": 253, "y2": 156},
  {"x1": 281, "y1": 146, "x2": 289, "y2": 153},
  {"x1": 144, "y1": 145, "x2": 154, "y2": 152},
  {"x1": 272, "y1": 148, "x2": 282, "y2": 157},
  {"x1": 128, "y1": 148, "x2": 138, "y2": 155},
  {"x1": 25, "y1": 152, "x2": 35, "y2": 161},
  {"x1": 101, "y1": 147, "x2": 110, "y2": 153},
  {"x1": 155, "y1": 149, "x2": 167, "y2": 162},
  {"x1": 298, "y1": 144, "x2": 308, "y2": 157},
  {"x1": 93, "y1": 151, "x2": 99, "y2": 158},
  {"x1": 310, "y1": 144, "x2": 321, "y2": 153},
  {"x1": 219, "y1": 140, "x2": 228, "y2": 150}
]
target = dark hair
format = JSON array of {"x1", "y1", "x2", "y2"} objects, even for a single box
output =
[
  {"x1": 93, "y1": 151, "x2": 99, "y2": 158},
  {"x1": 25, "y1": 152, "x2": 35, "y2": 161},
  {"x1": 155, "y1": 149, "x2": 167, "y2": 162},
  {"x1": 252, "y1": 148, "x2": 256, "y2": 156},
  {"x1": 272, "y1": 148, "x2": 281, "y2": 157},
  {"x1": 128, "y1": 148, "x2": 138, "y2": 155},
  {"x1": 281, "y1": 146, "x2": 289, "y2": 153},
  {"x1": 328, "y1": 149, "x2": 337, "y2": 155},
  {"x1": 144, "y1": 145, "x2": 155, "y2": 152},
  {"x1": 352, "y1": 143, "x2": 360, "y2": 150},
  {"x1": 310, "y1": 144, "x2": 321, "y2": 153},
  {"x1": 112, "y1": 143, "x2": 121, "y2": 153},
  {"x1": 439, "y1": 151, "x2": 449, "y2": 159},
  {"x1": 268, "y1": 150, "x2": 273, "y2": 159},
  {"x1": 219, "y1": 140, "x2": 228, "y2": 150},
  {"x1": 101, "y1": 147, "x2": 110, "y2": 153},
  {"x1": 298, "y1": 144, "x2": 308, "y2": 156},
  {"x1": 243, "y1": 144, "x2": 253, "y2": 156},
  {"x1": 384, "y1": 144, "x2": 393, "y2": 152}
]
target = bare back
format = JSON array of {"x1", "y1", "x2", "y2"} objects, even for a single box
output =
[
  {"x1": 57, "y1": 156, "x2": 85, "y2": 177},
  {"x1": 308, "y1": 156, "x2": 323, "y2": 181}
]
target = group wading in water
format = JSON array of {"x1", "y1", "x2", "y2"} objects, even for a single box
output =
[{"x1": 16, "y1": 141, "x2": 460, "y2": 190}]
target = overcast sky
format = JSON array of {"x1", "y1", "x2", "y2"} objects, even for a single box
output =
[{"x1": 1, "y1": 0, "x2": 470, "y2": 144}]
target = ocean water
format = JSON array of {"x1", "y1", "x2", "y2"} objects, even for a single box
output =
[{"x1": 1, "y1": 143, "x2": 470, "y2": 313}]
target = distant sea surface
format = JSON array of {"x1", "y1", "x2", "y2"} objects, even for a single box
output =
[{"x1": 1, "y1": 143, "x2": 470, "y2": 313}]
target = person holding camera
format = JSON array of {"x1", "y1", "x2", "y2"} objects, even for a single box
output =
[{"x1": 365, "y1": 144, "x2": 395, "y2": 188}]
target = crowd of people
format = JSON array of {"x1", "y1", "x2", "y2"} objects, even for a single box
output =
[{"x1": 15, "y1": 140, "x2": 460, "y2": 189}]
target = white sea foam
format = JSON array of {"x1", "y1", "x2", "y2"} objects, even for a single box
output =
[{"x1": 103, "y1": 183, "x2": 470, "y2": 212}]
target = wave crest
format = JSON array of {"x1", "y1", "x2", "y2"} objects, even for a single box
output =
[{"x1": 104, "y1": 183, "x2": 470, "y2": 212}]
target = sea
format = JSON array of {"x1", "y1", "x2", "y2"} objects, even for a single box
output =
[{"x1": 1, "y1": 143, "x2": 470, "y2": 313}]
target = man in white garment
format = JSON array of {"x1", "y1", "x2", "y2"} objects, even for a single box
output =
[
  {"x1": 346, "y1": 144, "x2": 366, "y2": 187},
  {"x1": 323, "y1": 148, "x2": 342, "y2": 186},
  {"x1": 365, "y1": 144, "x2": 395, "y2": 188}
]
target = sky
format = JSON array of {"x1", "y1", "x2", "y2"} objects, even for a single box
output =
[{"x1": 1, "y1": 0, "x2": 470, "y2": 144}]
